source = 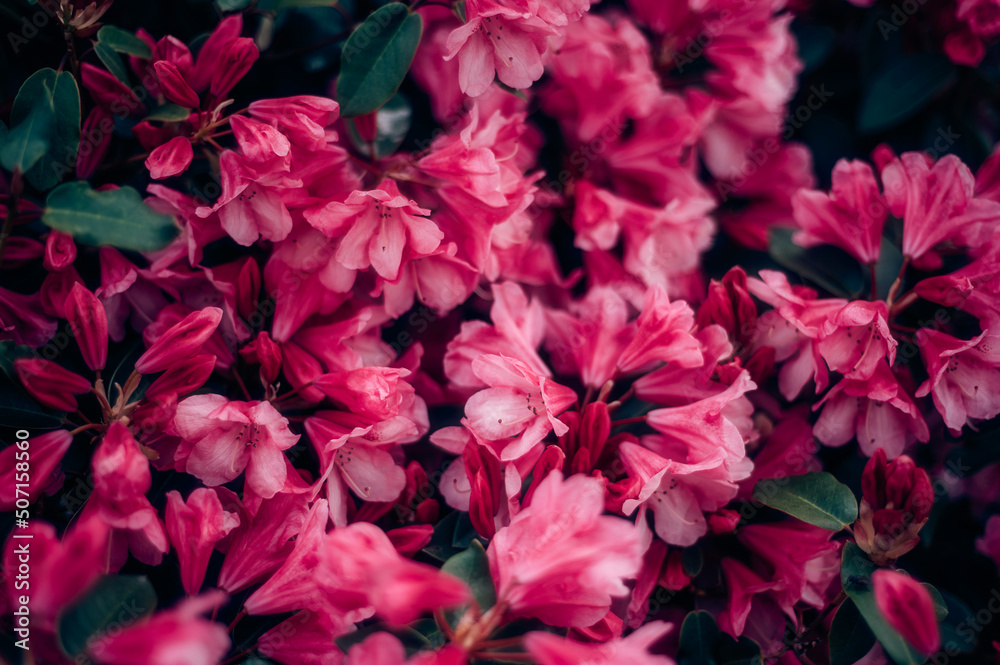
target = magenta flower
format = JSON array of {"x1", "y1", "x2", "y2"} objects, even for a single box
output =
[
  {"x1": 165, "y1": 488, "x2": 240, "y2": 596},
  {"x1": 170, "y1": 394, "x2": 299, "y2": 498}
]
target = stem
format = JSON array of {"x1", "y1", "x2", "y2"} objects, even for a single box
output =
[
  {"x1": 889, "y1": 289, "x2": 919, "y2": 316},
  {"x1": 64, "y1": 29, "x2": 80, "y2": 80},
  {"x1": 220, "y1": 643, "x2": 257, "y2": 665},
  {"x1": 0, "y1": 170, "x2": 23, "y2": 265},
  {"x1": 885, "y1": 256, "x2": 910, "y2": 306},
  {"x1": 69, "y1": 423, "x2": 106, "y2": 437},
  {"x1": 227, "y1": 608, "x2": 247, "y2": 633},
  {"x1": 611, "y1": 416, "x2": 647, "y2": 427},
  {"x1": 232, "y1": 371, "x2": 253, "y2": 401}
]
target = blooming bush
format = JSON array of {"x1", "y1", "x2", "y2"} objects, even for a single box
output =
[{"x1": 2, "y1": 0, "x2": 1000, "y2": 663}]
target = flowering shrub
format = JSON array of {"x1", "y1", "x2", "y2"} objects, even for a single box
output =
[{"x1": 2, "y1": 0, "x2": 1000, "y2": 663}]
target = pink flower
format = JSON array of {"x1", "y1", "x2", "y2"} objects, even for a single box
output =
[
  {"x1": 0, "y1": 430, "x2": 72, "y2": 511},
  {"x1": 464, "y1": 354, "x2": 577, "y2": 461},
  {"x1": 258, "y1": 610, "x2": 356, "y2": 665},
  {"x1": 977, "y1": 515, "x2": 1000, "y2": 571},
  {"x1": 444, "y1": 0, "x2": 556, "y2": 97},
  {"x1": 146, "y1": 136, "x2": 194, "y2": 180},
  {"x1": 15, "y1": 358, "x2": 91, "y2": 412},
  {"x1": 525, "y1": 621, "x2": 674, "y2": 665},
  {"x1": 872, "y1": 570, "x2": 941, "y2": 656},
  {"x1": 0, "y1": 286, "x2": 57, "y2": 347},
  {"x1": 316, "y1": 522, "x2": 471, "y2": 625},
  {"x1": 154, "y1": 60, "x2": 200, "y2": 108},
  {"x1": 165, "y1": 488, "x2": 240, "y2": 595},
  {"x1": 617, "y1": 286, "x2": 703, "y2": 374},
  {"x1": 90, "y1": 592, "x2": 231, "y2": 665},
  {"x1": 818, "y1": 301, "x2": 897, "y2": 381},
  {"x1": 792, "y1": 159, "x2": 887, "y2": 265},
  {"x1": 248, "y1": 95, "x2": 340, "y2": 150},
  {"x1": 488, "y1": 471, "x2": 642, "y2": 626},
  {"x1": 189, "y1": 15, "x2": 245, "y2": 92},
  {"x1": 619, "y1": 441, "x2": 738, "y2": 546},
  {"x1": 304, "y1": 180, "x2": 443, "y2": 282},
  {"x1": 813, "y1": 362, "x2": 929, "y2": 458},
  {"x1": 217, "y1": 490, "x2": 311, "y2": 593},
  {"x1": 136, "y1": 307, "x2": 223, "y2": 374},
  {"x1": 915, "y1": 329, "x2": 1000, "y2": 434},
  {"x1": 856, "y1": 448, "x2": 933, "y2": 564},
  {"x1": 43, "y1": 230, "x2": 76, "y2": 271},
  {"x1": 211, "y1": 37, "x2": 258, "y2": 97},
  {"x1": 882, "y1": 152, "x2": 1000, "y2": 261},
  {"x1": 170, "y1": 394, "x2": 300, "y2": 498}
]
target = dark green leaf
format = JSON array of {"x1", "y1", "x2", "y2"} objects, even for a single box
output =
[
  {"x1": 441, "y1": 540, "x2": 496, "y2": 613},
  {"x1": 8, "y1": 69, "x2": 81, "y2": 191},
  {"x1": 841, "y1": 543, "x2": 926, "y2": 665},
  {"x1": 859, "y1": 54, "x2": 956, "y2": 134},
  {"x1": 422, "y1": 510, "x2": 463, "y2": 561},
  {"x1": 715, "y1": 634, "x2": 763, "y2": 665},
  {"x1": 346, "y1": 92, "x2": 412, "y2": 158},
  {"x1": 452, "y1": 510, "x2": 478, "y2": 549},
  {"x1": 753, "y1": 471, "x2": 858, "y2": 530},
  {"x1": 145, "y1": 104, "x2": 193, "y2": 122},
  {"x1": 98, "y1": 25, "x2": 153, "y2": 59},
  {"x1": 336, "y1": 3, "x2": 423, "y2": 117},
  {"x1": 95, "y1": 42, "x2": 130, "y2": 86},
  {"x1": 678, "y1": 610, "x2": 719, "y2": 665},
  {"x1": 768, "y1": 228, "x2": 865, "y2": 298},
  {"x1": 937, "y1": 590, "x2": 976, "y2": 654},
  {"x1": 57, "y1": 575, "x2": 156, "y2": 658},
  {"x1": 873, "y1": 235, "x2": 904, "y2": 301},
  {"x1": 923, "y1": 584, "x2": 948, "y2": 622},
  {"x1": 830, "y1": 598, "x2": 877, "y2": 665},
  {"x1": 42, "y1": 181, "x2": 179, "y2": 252},
  {"x1": 216, "y1": 0, "x2": 252, "y2": 10},
  {"x1": 258, "y1": 0, "x2": 339, "y2": 10},
  {"x1": 0, "y1": 93, "x2": 53, "y2": 174},
  {"x1": 682, "y1": 546, "x2": 703, "y2": 577}
]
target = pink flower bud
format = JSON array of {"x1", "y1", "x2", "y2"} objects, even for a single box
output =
[
  {"x1": 239, "y1": 333, "x2": 281, "y2": 386},
  {"x1": 154, "y1": 35, "x2": 193, "y2": 73},
  {"x1": 153, "y1": 60, "x2": 200, "y2": 108},
  {"x1": 856, "y1": 448, "x2": 934, "y2": 564},
  {"x1": 873, "y1": 569, "x2": 940, "y2": 656},
  {"x1": 146, "y1": 354, "x2": 216, "y2": 399},
  {"x1": 43, "y1": 231, "x2": 76, "y2": 272},
  {"x1": 64, "y1": 282, "x2": 108, "y2": 371},
  {"x1": 145, "y1": 136, "x2": 194, "y2": 180},
  {"x1": 189, "y1": 15, "x2": 244, "y2": 92},
  {"x1": 81, "y1": 63, "x2": 142, "y2": 116},
  {"x1": 386, "y1": 524, "x2": 434, "y2": 557},
  {"x1": 15, "y1": 358, "x2": 91, "y2": 412},
  {"x1": 235, "y1": 257, "x2": 261, "y2": 320},
  {"x1": 463, "y1": 442, "x2": 502, "y2": 539},
  {"x1": 211, "y1": 38, "x2": 259, "y2": 98},
  {"x1": 76, "y1": 107, "x2": 114, "y2": 180},
  {"x1": 523, "y1": 445, "x2": 567, "y2": 507},
  {"x1": 135, "y1": 307, "x2": 223, "y2": 375}
]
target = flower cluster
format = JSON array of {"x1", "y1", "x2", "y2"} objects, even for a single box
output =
[{"x1": 3, "y1": 0, "x2": 1000, "y2": 663}]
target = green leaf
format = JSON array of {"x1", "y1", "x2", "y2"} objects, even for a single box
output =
[
  {"x1": 753, "y1": 471, "x2": 858, "y2": 530},
  {"x1": 1, "y1": 92, "x2": 53, "y2": 174},
  {"x1": 441, "y1": 540, "x2": 496, "y2": 613},
  {"x1": 768, "y1": 228, "x2": 865, "y2": 298},
  {"x1": 682, "y1": 546, "x2": 703, "y2": 577},
  {"x1": 937, "y1": 590, "x2": 976, "y2": 654},
  {"x1": 830, "y1": 598, "x2": 877, "y2": 665},
  {"x1": 345, "y1": 92, "x2": 412, "y2": 158},
  {"x1": 216, "y1": 0, "x2": 252, "y2": 10},
  {"x1": 57, "y1": 575, "x2": 157, "y2": 658},
  {"x1": 859, "y1": 54, "x2": 956, "y2": 134},
  {"x1": 42, "y1": 181, "x2": 179, "y2": 252},
  {"x1": 258, "y1": 0, "x2": 339, "y2": 10},
  {"x1": 715, "y1": 634, "x2": 763, "y2": 665},
  {"x1": 145, "y1": 104, "x2": 193, "y2": 122},
  {"x1": 95, "y1": 42, "x2": 131, "y2": 86},
  {"x1": 923, "y1": 584, "x2": 948, "y2": 622},
  {"x1": 8, "y1": 68, "x2": 81, "y2": 191},
  {"x1": 336, "y1": 3, "x2": 423, "y2": 117},
  {"x1": 678, "y1": 610, "x2": 719, "y2": 665},
  {"x1": 841, "y1": 543, "x2": 926, "y2": 665},
  {"x1": 98, "y1": 25, "x2": 152, "y2": 59}
]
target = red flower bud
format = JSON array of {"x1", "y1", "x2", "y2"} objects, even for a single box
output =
[
  {"x1": 387, "y1": 524, "x2": 434, "y2": 557},
  {"x1": 153, "y1": 60, "x2": 200, "y2": 108},
  {"x1": 234, "y1": 257, "x2": 261, "y2": 321},
  {"x1": 873, "y1": 570, "x2": 940, "y2": 655},
  {"x1": 856, "y1": 448, "x2": 934, "y2": 564},
  {"x1": 43, "y1": 231, "x2": 76, "y2": 272},
  {"x1": 239, "y1": 332, "x2": 281, "y2": 387},
  {"x1": 211, "y1": 38, "x2": 259, "y2": 98},
  {"x1": 64, "y1": 282, "x2": 108, "y2": 371},
  {"x1": 463, "y1": 441, "x2": 502, "y2": 539},
  {"x1": 696, "y1": 267, "x2": 757, "y2": 348},
  {"x1": 76, "y1": 107, "x2": 114, "y2": 180},
  {"x1": 523, "y1": 445, "x2": 567, "y2": 507},
  {"x1": 15, "y1": 358, "x2": 91, "y2": 412},
  {"x1": 145, "y1": 136, "x2": 194, "y2": 180},
  {"x1": 146, "y1": 354, "x2": 216, "y2": 399},
  {"x1": 135, "y1": 307, "x2": 223, "y2": 375},
  {"x1": 189, "y1": 15, "x2": 244, "y2": 92},
  {"x1": 81, "y1": 63, "x2": 142, "y2": 116}
]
